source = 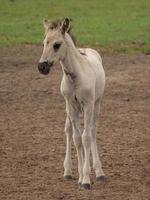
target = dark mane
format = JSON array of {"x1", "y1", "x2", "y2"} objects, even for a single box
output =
[{"x1": 50, "y1": 19, "x2": 76, "y2": 45}]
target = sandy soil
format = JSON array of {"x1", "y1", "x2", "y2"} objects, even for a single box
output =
[{"x1": 0, "y1": 45, "x2": 150, "y2": 200}]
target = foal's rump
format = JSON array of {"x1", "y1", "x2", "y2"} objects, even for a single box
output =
[
  {"x1": 78, "y1": 48, "x2": 105, "y2": 100},
  {"x1": 78, "y1": 48, "x2": 102, "y2": 65}
]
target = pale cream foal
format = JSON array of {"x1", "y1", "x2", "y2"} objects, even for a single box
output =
[{"x1": 38, "y1": 18, "x2": 106, "y2": 189}]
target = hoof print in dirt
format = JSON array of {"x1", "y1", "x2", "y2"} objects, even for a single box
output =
[
  {"x1": 96, "y1": 175, "x2": 107, "y2": 182},
  {"x1": 64, "y1": 175, "x2": 73, "y2": 180}
]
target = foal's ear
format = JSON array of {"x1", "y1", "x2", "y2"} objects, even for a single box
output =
[
  {"x1": 60, "y1": 18, "x2": 70, "y2": 34},
  {"x1": 43, "y1": 19, "x2": 50, "y2": 31}
]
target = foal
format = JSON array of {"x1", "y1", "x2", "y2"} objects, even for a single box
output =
[{"x1": 38, "y1": 18, "x2": 106, "y2": 189}]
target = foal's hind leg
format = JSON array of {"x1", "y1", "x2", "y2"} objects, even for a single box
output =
[
  {"x1": 64, "y1": 116, "x2": 73, "y2": 180},
  {"x1": 91, "y1": 99, "x2": 106, "y2": 181}
]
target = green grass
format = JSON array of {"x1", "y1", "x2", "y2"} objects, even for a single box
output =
[{"x1": 0, "y1": 0, "x2": 150, "y2": 53}]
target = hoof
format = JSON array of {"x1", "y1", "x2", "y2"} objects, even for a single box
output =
[
  {"x1": 78, "y1": 182, "x2": 82, "y2": 189},
  {"x1": 96, "y1": 175, "x2": 107, "y2": 182},
  {"x1": 64, "y1": 175, "x2": 72, "y2": 180},
  {"x1": 81, "y1": 183, "x2": 91, "y2": 190}
]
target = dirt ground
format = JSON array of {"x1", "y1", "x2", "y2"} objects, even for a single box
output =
[{"x1": 0, "y1": 45, "x2": 149, "y2": 200}]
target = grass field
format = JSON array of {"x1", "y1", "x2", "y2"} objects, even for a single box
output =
[{"x1": 0, "y1": 0, "x2": 150, "y2": 52}]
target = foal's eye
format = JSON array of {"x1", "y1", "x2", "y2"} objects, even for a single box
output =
[
  {"x1": 46, "y1": 41, "x2": 49, "y2": 45},
  {"x1": 53, "y1": 42, "x2": 61, "y2": 51}
]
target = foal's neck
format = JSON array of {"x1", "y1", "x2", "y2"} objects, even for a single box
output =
[{"x1": 60, "y1": 33, "x2": 82, "y2": 80}]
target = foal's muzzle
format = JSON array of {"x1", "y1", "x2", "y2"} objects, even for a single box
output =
[{"x1": 38, "y1": 61, "x2": 53, "y2": 75}]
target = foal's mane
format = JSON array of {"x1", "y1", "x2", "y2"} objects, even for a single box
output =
[{"x1": 50, "y1": 19, "x2": 76, "y2": 45}]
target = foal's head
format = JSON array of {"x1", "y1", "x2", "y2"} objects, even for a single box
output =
[{"x1": 38, "y1": 18, "x2": 73, "y2": 75}]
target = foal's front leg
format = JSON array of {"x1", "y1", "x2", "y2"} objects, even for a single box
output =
[
  {"x1": 82, "y1": 102, "x2": 94, "y2": 189},
  {"x1": 68, "y1": 106, "x2": 84, "y2": 186},
  {"x1": 64, "y1": 116, "x2": 73, "y2": 180}
]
